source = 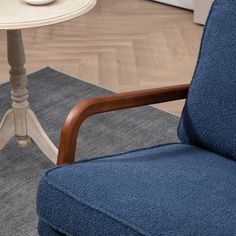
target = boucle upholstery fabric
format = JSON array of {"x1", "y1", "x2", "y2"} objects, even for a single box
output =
[
  {"x1": 37, "y1": 1, "x2": 236, "y2": 235},
  {"x1": 37, "y1": 144, "x2": 236, "y2": 236},
  {"x1": 178, "y1": 0, "x2": 236, "y2": 160}
]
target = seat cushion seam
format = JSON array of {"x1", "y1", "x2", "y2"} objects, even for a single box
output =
[
  {"x1": 39, "y1": 216, "x2": 73, "y2": 236},
  {"x1": 41, "y1": 176, "x2": 149, "y2": 236},
  {"x1": 47, "y1": 143, "x2": 181, "y2": 175}
]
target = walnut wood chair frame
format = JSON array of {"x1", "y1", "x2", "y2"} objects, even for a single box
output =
[{"x1": 57, "y1": 84, "x2": 189, "y2": 165}]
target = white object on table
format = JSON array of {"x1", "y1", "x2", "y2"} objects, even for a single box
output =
[
  {"x1": 24, "y1": 0, "x2": 56, "y2": 6},
  {"x1": 0, "y1": 0, "x2": 96, "y2": 164}
]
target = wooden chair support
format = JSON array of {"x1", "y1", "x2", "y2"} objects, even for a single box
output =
[{"x1": 57, "y1": 84, "x2": 189, "y2": 165}]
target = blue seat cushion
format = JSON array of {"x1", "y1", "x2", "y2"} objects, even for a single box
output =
[
  {"x1": 38, "y1": 219, "x2": 64, "y2": 236},
  {"x1": 37, "y1": 144, "x2": 236, "y2": 236},
  {"x1": 178, "y1": 0, "x2": 236, "y2": 160}
]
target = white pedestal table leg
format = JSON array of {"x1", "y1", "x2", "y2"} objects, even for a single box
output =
[{"x1": 0, "y1": 30, "x2": 58, "y2": 164}]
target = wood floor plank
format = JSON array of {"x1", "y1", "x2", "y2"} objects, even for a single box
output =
[{"x1": 0, "y1": 0, "x2": 203, "y2": 115}]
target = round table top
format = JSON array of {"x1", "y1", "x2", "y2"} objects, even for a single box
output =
[{"x1": 0, "y1": 0, "x2": 96, "y2": 30}]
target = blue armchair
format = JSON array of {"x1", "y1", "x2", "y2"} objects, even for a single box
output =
[{"x1": 36, "y1": 0, "x2": 236, "y2": 235}]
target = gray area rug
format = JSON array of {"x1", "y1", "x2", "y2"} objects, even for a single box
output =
[{"x1": 0, "y1": 67, "x2": 179, "y2": 235}]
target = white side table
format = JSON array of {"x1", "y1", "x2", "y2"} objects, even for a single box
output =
[{"x1": 0, "y1": 0, "x2": 96, "y2": 163}]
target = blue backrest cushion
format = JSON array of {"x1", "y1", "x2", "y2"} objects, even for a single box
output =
[{"x1": 178, "y1": 0, "x2": 236, "y2": 160}]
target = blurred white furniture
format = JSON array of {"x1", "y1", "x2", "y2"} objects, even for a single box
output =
[
  {"x1": 152, "y1": 0, "x2": 213, "y2": 25},
  {"x1": 0, "y1": 0, "x2": 96, "y2": 164},
  {"x1": 194, "y1": 0, "x2": 213, "y2": 24},
  {"x1": 152, "y1": 0, "x2": 194, "y2": 10}
]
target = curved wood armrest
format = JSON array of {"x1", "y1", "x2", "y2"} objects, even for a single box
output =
[{"x1": 57, "y1": 84, "x2": 189, "y2": 165}]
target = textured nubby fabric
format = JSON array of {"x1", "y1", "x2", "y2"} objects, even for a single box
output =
[
  {"x1": 37, "y1": 144, "x2": 236, "y2": 236},
  {"x1": 178, "y1": 0, "x2": 236, "y2": 160},
  {"x1": 0, "y1": 68, "x2": 178, "y2": 235},
  {"x1": 37, "y1": 0, "x2": 236, "y2": 235},
  {"x1": 38, "y1": 220, "x2": 64, "y2": 236}
]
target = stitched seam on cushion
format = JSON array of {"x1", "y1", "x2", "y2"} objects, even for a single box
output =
[
  {"x1": 39, "y1": 217, "x2": 72, "y2": 236},
  {"x1": 39, "y1": 143, "x2": 183, "y2": 236},
  {"x1": 47, "y1": 143, "x2": 181, "y2": 174},
  {"x1": 177, "y1": 0, "x2": 218, "y2": 141},
  {"x1": 38, "y1": 143, "x2": 182, "y2": 189},
  {"x1": 40, "y1": 178, "x2": 147, "y2": 236}
]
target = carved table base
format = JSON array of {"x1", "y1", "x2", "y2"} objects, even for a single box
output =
[{"x1": 0, "y1": 30, "x2": 58, "y2": 163}]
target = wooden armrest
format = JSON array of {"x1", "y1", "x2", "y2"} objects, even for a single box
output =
[{"x1": 57, "y1": 84, "x2": 189, "y2": 165}]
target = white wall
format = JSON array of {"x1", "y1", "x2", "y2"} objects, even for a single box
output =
[{"x1": 152, "y1": 0, "x2": 194, "y2": 10}]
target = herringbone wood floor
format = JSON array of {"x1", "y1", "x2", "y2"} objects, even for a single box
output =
[{"x1": 0, "y1": 0, "x2": 203, "y2": 115}]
